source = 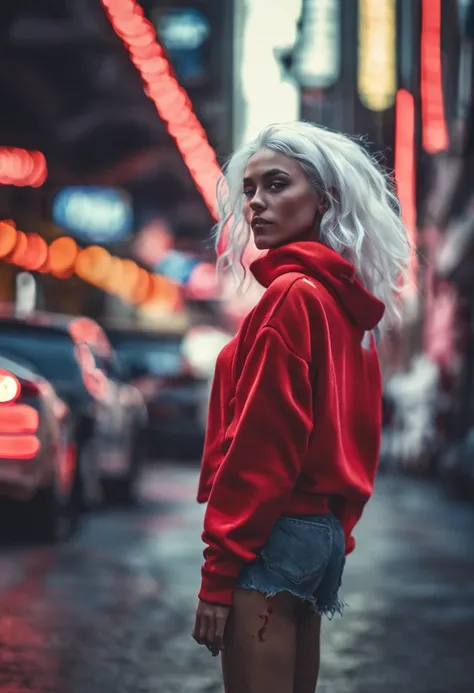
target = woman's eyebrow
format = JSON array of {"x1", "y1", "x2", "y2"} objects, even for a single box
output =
[{"x1": 243, "y1": 168, "x2": 291, "y2": 185}]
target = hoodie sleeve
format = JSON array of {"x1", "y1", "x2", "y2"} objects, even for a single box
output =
[
  {"x1": 199, "y1": 325, "x2": 313, "y2": 605},
  {"x1": 196, "y1": 358, "x2": 228, "y2": 504}
]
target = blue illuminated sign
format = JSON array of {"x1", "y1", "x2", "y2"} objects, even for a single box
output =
[
  {"x1": 155, "y1": 8, "x2": 211, "y2": 85},
  {"x1": 52, "y1": 187, "x2": 133, "y2": 244},
  {"x1": 156, "y1": 250, "x2": 199, "y2": 284}
]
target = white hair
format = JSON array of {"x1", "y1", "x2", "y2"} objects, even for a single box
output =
[{"x1": 214, "y1": 121, "x2": 413, "y2": 335}]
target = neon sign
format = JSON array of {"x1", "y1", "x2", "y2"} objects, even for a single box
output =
[
  {"x1": 358, "y1": 0, "x2": 396, "y2": 112},
  {"x1": 52, "y1": 187, "x2": 133, "y2": 243}
]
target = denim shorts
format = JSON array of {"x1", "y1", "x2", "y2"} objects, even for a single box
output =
[{"x1": 235, "y1": 514, "x2": 346, "y2": 618}]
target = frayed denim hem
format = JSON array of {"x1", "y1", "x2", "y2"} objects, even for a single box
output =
[
  {"x1": 236, "y1": 583, "x2": 347, "y2": 620},
  {"x1": 313, "y1": 598, "x2": 347, "y2": 620}
]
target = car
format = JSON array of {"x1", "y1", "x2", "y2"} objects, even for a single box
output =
[
  {"x1": 105, "y1": 325, "x2": 205, "y2": 459},
  {"x1": 105, "y1": 324, "x2": 232, "y2": 459},
  {"x1": 0, "y1": 312, "x2": 147, "y2": 505},
  {"x1": 0, "y1": 353, "x2": 79, "y2": 541}
]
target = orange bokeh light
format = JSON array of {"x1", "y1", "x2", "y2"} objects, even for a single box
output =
[
  {"x1": 130, "y1": 267, "x2": 154, "y2": 304},
  {"x1": 5, "y1": 230, "x2": 28, "y2": 265},
  {"x1": 146, "y1": 274, "x2": 181, "y2": 310},
  {"x1": 75, "y1": 246, "x2": 112, "y2": 285},
  {"x1": 49, "y1": 237, "x2": 79, "y2": 276},
  {"x1": 22, "y1": 233, "x2": 49, "y2": 272},
  {"x1": 105, "y1": 258, "x2": 126, "y2": 294},
  {"x1": 0, "y1": 218, "x2": 183, "y2": 310},
  {"x1": 118, "y1": 259, "x2": 140, "y2": 300},
  {"x1": 0, "y1": 221, "x2": 18, "y2": 258}
]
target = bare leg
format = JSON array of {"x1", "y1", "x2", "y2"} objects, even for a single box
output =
[
  {"x1": 222, "y1": 589, "x2": 299, "y2": 693},
  {"x1": 294, "y1": 603, "x2": 322, "y2": 693}
]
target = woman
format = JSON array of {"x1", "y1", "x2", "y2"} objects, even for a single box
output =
[{"x1": 192, "y1": 121, "x2": 411, "y2": 693}]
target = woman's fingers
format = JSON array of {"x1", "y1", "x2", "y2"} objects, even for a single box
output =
[
  {"x1": 192, "y1": 601, "x2": 229, "y2": 654},
  {"x1": 215, "y1": 614, "x2": 227, "y2": 651},
  {"x1": 201, "y1": 612, "x2": 214, "y2": 646},
  {"x1": 192, "y1": 611, "x2": 204, "y2": 643},
  {"x1": 193, "y1": 611, "x2": 215, "y2": 646}
]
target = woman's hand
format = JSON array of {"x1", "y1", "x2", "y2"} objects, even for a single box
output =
[{"x1": 192, "y1": 599, "x2": 230, "y2": 656}]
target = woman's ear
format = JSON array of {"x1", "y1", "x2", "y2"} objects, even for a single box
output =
[{"x1": 316, "y1": 192, "x2": 328, "y2": 214}]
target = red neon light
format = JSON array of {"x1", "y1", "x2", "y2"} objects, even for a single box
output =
[
  {"x1": 0, "y1": 147, "x2": 47, "y2": 187},
  {"x1": 100, "y1": 0, "x2": 221, "y2": 220},
  {"x1": 420, "y1": 0, "x2": 448, "y2": 153},
  {"x1": 0, "y1": 435, "x2": 40, "y2": 459},
  {"x1": 0, "y1": 404, "x2": 39, "y2": 434},
  {"x1": 395, "y1": 89, "x2": 417, "y2": 286}
]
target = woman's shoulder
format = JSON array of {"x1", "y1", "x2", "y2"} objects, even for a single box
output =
[
  {"x1": 259, "y1": 273, "x2": 327, "y2": 321},
  {"x1": 241, "y1": 275, "x2": 327, "y2": 361}
]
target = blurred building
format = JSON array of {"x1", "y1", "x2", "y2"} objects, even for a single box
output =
[{"x1": 0, "y1": 0, "x2": 234, "y2": 326}]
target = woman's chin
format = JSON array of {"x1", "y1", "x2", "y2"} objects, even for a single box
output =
[
  {"x1": 253, "y1": 236, "x2": 270, "y2": 250},
  {"x1": 252, "y1": 232, "x2": 278, "y2": 250}
]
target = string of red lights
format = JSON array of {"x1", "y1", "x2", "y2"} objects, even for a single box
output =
[
  {"x1": 100, "y1": 0, "x2": 222, "y2": 220},
  {"x1": 0, "y1": 147, "x2": 47, "y2": 187},
  {"x1": 394, "y1": 88, "x2": 417, "y2": 288}
]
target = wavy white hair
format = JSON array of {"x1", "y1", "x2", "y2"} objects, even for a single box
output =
[{"x1": 214, "y1": 121, "x2": 413, "y2": 334}]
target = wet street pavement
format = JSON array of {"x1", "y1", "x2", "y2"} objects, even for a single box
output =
[{"x1": 0, "y1": 464, "x2": 473, "y2": 693}]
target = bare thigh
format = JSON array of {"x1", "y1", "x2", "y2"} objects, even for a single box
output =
[
  {"x1": 294, "y1": 603, "x2": 322, "y2": 693},
  {"x1": 222, "y1": 589, "x2": 300, "y2": 693}
]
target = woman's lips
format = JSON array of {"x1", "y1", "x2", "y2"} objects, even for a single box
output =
[{"x1": 251, "y1": 219, "x2": 272, "y2": 230}]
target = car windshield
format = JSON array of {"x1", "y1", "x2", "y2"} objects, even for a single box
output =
[
  {"x1": 0, "y1": 325, "x2": 81, "y2": 385},
  {"x1": 113, "y1": 338, "x2": 183, "y2": 377}
]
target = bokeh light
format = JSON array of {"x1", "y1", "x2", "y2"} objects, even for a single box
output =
[
  {"x1": 100, "y1": 0, "x2": 222, "y2": 220},
  {"x1": 75, "y1": 246, "x2": 112, "y2": 285},
  {"x1": 0, "y1": 221, "x2": 18, "y2": 258},
  {"x1": 0, "y1": 147, "x2": 47, "y2": 187},
  {"x1": 49, "y1": 237, "x2": 79, "y2": 277},
  {"x1": 6, "y1": 231, "x2": 28, "y2": 265},
  {"x1": 0, "y1": 218, "x2": 188, "y2": 311}
]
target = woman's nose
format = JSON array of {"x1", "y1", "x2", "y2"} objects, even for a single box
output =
[{"x1": 249, "y1": 194, "x2": 266, "y2": 212}]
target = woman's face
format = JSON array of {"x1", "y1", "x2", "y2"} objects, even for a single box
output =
[{"x1": 243, "y1": 148, "x2": 325, "y2": 250}]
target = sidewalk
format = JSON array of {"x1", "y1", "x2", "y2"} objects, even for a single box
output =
[{"x1": 317, "y1": 474, "x2": 474, "y2": 692}]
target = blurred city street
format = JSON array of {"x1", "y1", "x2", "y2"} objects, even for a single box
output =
[
  {"x1": 0, "y1": 463, "x2": 473, "y2": 693},
  {"x1": 1, "y1": 2, "x2": 474, "y2": 691}
]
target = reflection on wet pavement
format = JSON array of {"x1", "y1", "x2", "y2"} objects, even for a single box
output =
[{"x1": 0, "y1": 465, "x2": 473, "y2": 692}]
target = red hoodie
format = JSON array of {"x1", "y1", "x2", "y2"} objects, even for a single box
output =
[{"x1": 197, "y1": 241, "x2": 385, "y2": 605}]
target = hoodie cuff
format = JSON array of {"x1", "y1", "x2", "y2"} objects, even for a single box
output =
[
  {"x1": 199, "y1": 561, "x2": 243, "y2": 606},
  {"x1": 199, "y1": 573, "x2": 236, "y2": 606}
]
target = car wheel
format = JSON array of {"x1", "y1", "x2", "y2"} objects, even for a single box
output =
[{"x1": 27, "y1": 483, "x2": 69, "y2": 543}]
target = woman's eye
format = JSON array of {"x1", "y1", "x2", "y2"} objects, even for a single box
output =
[
  {"x1": 269, "y1": 181, "x2": 286, "y2": 191},
  {"x1": 243, "y1": 188, "x2": 254, "y2": 198}
]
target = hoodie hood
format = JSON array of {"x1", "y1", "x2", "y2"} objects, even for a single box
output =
[{"x1": 250, "y1": 241, "x2": 385, "y2": 331}]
